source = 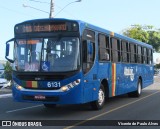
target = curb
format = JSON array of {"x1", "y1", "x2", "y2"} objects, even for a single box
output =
[{"x1": 0, "y1": 93, "x2": 12, "y2": 98}]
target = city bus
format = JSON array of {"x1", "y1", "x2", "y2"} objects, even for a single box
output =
[{"x1": 5, "y1": 18, "x2": 154, "y2": 110}]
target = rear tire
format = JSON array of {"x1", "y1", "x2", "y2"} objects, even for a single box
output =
[
  {"x1": 43, "y1": 104, "x2": 56, "y2": 108},
  {"x1": 91, "y1": 84, "x2": 105, "y2": 110},
  {"x1": 128, "y1": 79, "x2": 142, "y2": 97}
]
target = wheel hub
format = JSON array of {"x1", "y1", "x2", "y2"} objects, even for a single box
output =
[{"x1": 98, "y1": 89, "x2": 105, "y2": 106}]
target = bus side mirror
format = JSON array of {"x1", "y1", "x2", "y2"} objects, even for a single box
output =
[{"x1": 5, "y1": 38, "x2": 14, "y2": 63}]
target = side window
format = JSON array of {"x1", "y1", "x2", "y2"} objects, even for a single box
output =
[
  {"x1": 150, "y1": 49, "x2": 153, "y2": 64},
  {"x1": 111, "y1": 38, "x2": 121, "y2": 63},
  {"x1": 147, "y1": 49, "x2": 152, "y2": 64},
  {"x1": 121, "y1": 41, "x2": 129, "y2": 63},
  {"x1": 98, "y1": 34, "x2": 110, "y2": 61},
  {"x1": 137, "y1": 46, "x2": 142, "y2": 63},
  {"x1": 130, "y1": 43, "x2": 137, "y2": 63},
  {"x1": 143, "y1": 47, "x2": 147, "y2": 64},
  {"x1": 82, "y1": 29, "x2": 95, "y2": 74},
  {"x1": 147, "y1": 49, "x2": 150, "y2": 64}
]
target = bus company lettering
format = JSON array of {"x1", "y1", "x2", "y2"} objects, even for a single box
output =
[{"x1": 124, "y1": 67, "x2": 135, "y2": 81}]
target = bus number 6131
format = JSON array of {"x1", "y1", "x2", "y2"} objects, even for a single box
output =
[{"x1": 47, "y1": 82, "x2": 61, "y2": 88}]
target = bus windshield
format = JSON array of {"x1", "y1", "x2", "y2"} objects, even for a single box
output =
[{"x1": 13, "y1": 37, "x2": 80, "y2": 72}]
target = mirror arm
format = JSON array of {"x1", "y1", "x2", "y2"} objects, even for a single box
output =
[
  {"x1": 5, "y1": 38, "x2": 15, "y2": 63},
  {"x1": 5, "y1": 56, "x2": 14, "y2": 63}
]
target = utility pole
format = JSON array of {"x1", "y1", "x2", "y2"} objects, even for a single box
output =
[
  {"x1": 49, "y1": 0, "x2": 54, "y2": 18},
  {"x1": 24, "y1": 0, "x2": 81, "y2": 18}
]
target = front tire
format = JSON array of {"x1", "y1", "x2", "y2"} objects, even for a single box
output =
[{"x1": 91, "y1": 84, "x2": 105, "y2": 110}]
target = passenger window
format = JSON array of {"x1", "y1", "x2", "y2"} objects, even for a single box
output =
[
  {"x1": 98, "y1": 34, "x2": 110, "y2": 61},
  {"x1": 130, "y1": 43, "x2": 137, "y2": 63},
  {"x1": 121, "y1": 41, "x2": 130, "y2": 63},
  {"x1": 111, "y1": 38, "x2": 121, "y2": 63},
  {"x1": 142, "y1": 47, "x2": 147, "y2": 64},
  {"x1": 137, "y1": 46, "x2": 142, "y2": 63}
]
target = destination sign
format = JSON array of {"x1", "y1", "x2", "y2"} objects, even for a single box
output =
[
  {"x1": 15, "y1": 22, "x2": 78, "y2": 34},
  {"x1": 33, "y1": 24, "x2": 66, "y2": 32}
]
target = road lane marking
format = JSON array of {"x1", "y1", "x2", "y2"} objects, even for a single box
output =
[
  {"x1": 0, "y1": 93, "x2": 12, "y2": 98},
  {"x1": 6, "y1": 105, "x2": 43, "y2": 113},
  {"x1": 64, "y1": 90, "x2": 160, "y2": 129}
]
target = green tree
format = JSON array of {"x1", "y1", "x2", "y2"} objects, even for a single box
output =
[
  {"x1": 3, "y1": 61, "x2": 12, "y2": 81},
  {"x1": 123, "y1": 24, "x2": 149, "y2": 43},
  {"x1": 148, "y1": 31, "x2": 160, "y2": 52},
  {"x1": 122, "y1": 25, "x2": 160, "y2": 52}
]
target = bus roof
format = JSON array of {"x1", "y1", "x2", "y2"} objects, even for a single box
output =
[{"x1": 16, "y1": 18, "x2": 153, "y2": 49}]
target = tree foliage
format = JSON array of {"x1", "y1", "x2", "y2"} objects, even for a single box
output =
[
  {"x1": 148, "y1": 31, "x2": 160, "y2": 52},
  {"x1": 3, "y1": 61, "x2": 12, "y2": 81},
  {"x1": 122, "y1": 24, "x2": 160, "y2": 52}
]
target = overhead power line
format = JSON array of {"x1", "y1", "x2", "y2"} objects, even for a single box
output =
[
  {"x1": 24, "y1": 0, "x2": 82, "y2": 18},
  {"x1": 23, "y1": 4, "x2": 49, "y2": 14},
  {"x1": 0, "y1": 5, "x2": 35, "y2": 18},
  {"x1": 54, "y1": 0, "x2": 81, "y2": 17},
  {"x1": 29, "y1": 0, "x2": 50, "y2": 4}
]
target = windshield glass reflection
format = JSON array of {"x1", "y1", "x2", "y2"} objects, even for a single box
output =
[{"x1": 13, "y1": 37, "x2": 80, "y2": 72}]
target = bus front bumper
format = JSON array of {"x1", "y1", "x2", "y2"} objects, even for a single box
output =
[{"x1": 12, "y1": 85, "x2": 83, "y2": 105}]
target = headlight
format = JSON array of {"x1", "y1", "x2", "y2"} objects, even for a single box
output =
[
  {"x1": 60, "y1": 79, "x2": 80, "y2": 92},
  {"x1": 60, "y1": 86, "x2": 69, "y2": 92},
  {"x1": 13, "y1": 81, "x2": 23, "y2": 91},
  {"x1": 16, "y1": 86, "x2": 23, "y2": 90}
]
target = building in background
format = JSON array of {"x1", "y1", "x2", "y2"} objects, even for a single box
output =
[{"x1": 153, "y1": 53, "x2": 160, "y2": 65}]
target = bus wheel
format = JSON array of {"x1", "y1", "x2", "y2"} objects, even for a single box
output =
[
  {"x1": 91, "y1": 84, "x2": 105, "y2": 110},
  {"x1": 43, "y1": 104, "x2": 56, "y2": 108},
  {"x1": 128, "y1": 79, "x2": 142, "y2": 97}
]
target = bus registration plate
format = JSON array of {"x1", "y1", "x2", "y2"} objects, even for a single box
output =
[{"x1": 34, "y1": 95, "x2": 46, "y2": 100}]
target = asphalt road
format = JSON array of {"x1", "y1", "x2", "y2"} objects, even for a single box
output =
[{"x1": 0, "y1": 76, "x2": 160, "y2": 129}]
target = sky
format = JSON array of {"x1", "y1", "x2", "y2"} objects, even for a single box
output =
[{"x1": 0, "y1": 0, "x2": 160, "y2": 61}]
